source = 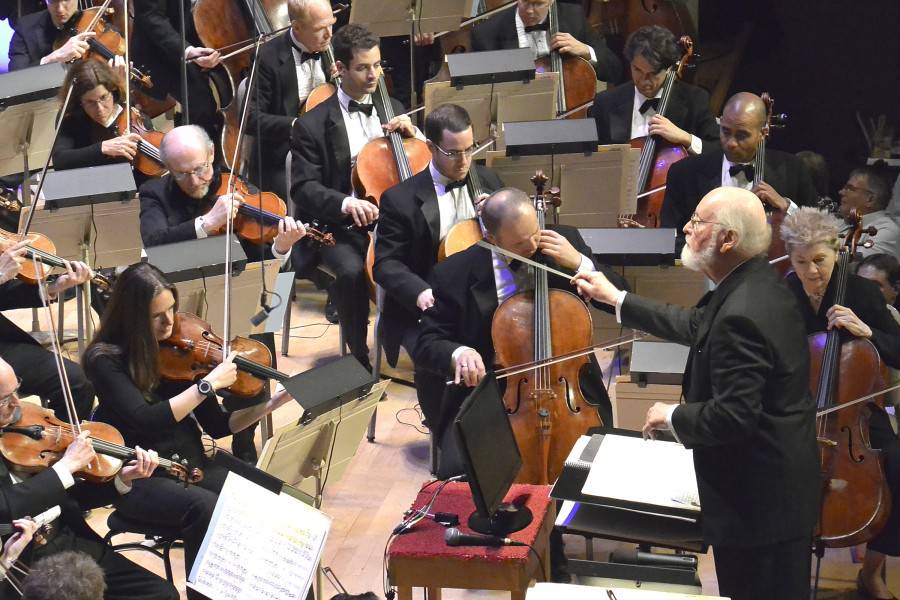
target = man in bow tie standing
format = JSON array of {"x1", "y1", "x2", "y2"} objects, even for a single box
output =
[{"x1": 661, "y1": 92, "x2": 817, "y2": 250}]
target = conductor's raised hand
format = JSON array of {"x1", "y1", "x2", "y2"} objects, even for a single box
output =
[
  {"x1": 571, "y1": 270, "x2": 621, "y2": 306},
  {"x1": 641, "y1": 402, "x2": 671, "y2": 440}
]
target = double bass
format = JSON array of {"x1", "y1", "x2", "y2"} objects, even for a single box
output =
[
  {"x1": 811, "y1": 211, "x2": 891, "y2": 547},
  {"x1": 620, "y1": 36, "x2": 694, "y2": 228},
  {"x1": 491, "y1": 172, "x2": 602, "y2": 485}
]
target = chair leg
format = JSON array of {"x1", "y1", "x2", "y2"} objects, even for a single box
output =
[
  {"x1": 163, "y1": 542, "x2": 174, "y2": 583},
  {"x1": 281, "y1": 285, "x2": 294, "y2": 356},
  {"x1": 366, "y1": 409, "x2": 377, "y2": 443}
]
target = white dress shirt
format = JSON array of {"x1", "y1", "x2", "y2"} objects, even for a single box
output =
[
  {"x1": 289, "y1": 30, "x2": 327, "y2": 104},
  {"x1": 632, "y1": 88, "x2": 702, "y2": 155},
  {"x1": 429, "y1": 162, "x2": 477, "y2": 240},
  {"x1": 721, "y1": 155, "x2": 799, "y2": 215},
  {"x1": 514, "y1": 10, "x2": 597, "y2": 62}
]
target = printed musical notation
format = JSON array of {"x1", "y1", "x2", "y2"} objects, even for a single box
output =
[{"x1": 187, "y1": 472, "x2": 331, "y2": 600}]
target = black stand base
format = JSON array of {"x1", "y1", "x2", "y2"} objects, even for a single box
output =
[{"x1": 468, "y1": 503, "x2": 533, "y2": 536}]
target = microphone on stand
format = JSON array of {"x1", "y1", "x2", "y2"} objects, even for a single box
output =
[
  {"x1": 250, "y1": 292, "x2": 273, "y2": 326},
  {"x1": 444, "y1": 528, "x2": 526, "y2": 548}
]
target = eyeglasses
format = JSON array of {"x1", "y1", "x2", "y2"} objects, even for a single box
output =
[
  {"x1": 841, "y1": 183, "x2": 873, "y2": 196},
  {"x1": 0, "y1": 379, "x2": 22, "y2": 409},
  {"x1": 80, "y1": 91, "x2": 112, "y2": 109},
  {"x1": 688, "y1": 213, "x2": 723, "y2": 228},
  {"x1": 171, "y1": 161, "x2": 213, "y2": 181},
  {"x1": 433, "y1": 143, "x2": 477, "y2": 160}
]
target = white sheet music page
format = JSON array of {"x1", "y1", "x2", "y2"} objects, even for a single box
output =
[
  {"x1": 187, "y1": 471, "x2": 331, "y2": 600},
  {"x1": 581, "y1": 434, "x2": 700, "y2": 511}
]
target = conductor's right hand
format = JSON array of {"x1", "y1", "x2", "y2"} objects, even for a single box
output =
[
  {"x1": 454, "y1": 349, "x2": 486, "y2": 387},
  {"x1": 59, "y1": 430, "x2": 97, "y2": 475},
  {"x1": 343, "y1": 198, "x2": 379, "y2": 228},
  {"x1": 101, "y1": 134, "x2": 142, "y2": 160},
  {"x1": 571, "y1": 270, "x2": 621, "y2": 306},
  {"x1": 202, "y1": 194, "x2": 241, "y2": 233},
  {"x1": 207, "y1": 352, "x2": 239, "y2": 391}
]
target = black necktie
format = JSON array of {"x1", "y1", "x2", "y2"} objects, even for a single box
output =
[
  {"x1": 524, "y1": 20, "x2": 549, "y2": 33},
  {"x1": 445, "y1": 179, "x2": 466, "y2": 193},
  {"x1": 348, "y1": 100, "x2": 374, "y2": 116},
  {"x1": 639, "y1": 98, "x2": 660, "y2": 115},
  {"x1": 729, "y1": 163, "x2": 755, "y2": 181}
]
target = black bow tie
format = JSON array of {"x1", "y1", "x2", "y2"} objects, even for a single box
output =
[
  {"x1": 639, "y1": 97, "x2": 660, "y2": 115},
  {"x1": 347, "y1": 100, "x2": 374, "y2": 116},
  {"x1": 524, "y1": 20, "x2": 550, "y2": 33},
  {"x1": 445, "y1": 179, "x2": 466, "y2": 192},
  {"x1": 291, "y1": 41, "x2": 321, "y2": 63},
  {"x1": 729, "y1": 163, "x2": 755, "y2": 180}
]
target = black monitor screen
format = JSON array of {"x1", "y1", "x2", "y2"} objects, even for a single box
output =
[{"x1": 453, "y1": 373, "x2": 522, "y2": 519}]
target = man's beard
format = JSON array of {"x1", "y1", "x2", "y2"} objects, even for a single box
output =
[
  {"x1": 680, "y1": 240, "x2": 716, "y2": 272},
  {"x1": 186, "y1": 183, "x2": 210, "y2": 200}
]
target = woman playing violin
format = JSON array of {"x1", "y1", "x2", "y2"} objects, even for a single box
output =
[
  {"x1": 781, "y1": 207, "x2": 900, "y2": 600},
  {"x1": 83, "y1": 263, "x2": 296, "y2": 600}
]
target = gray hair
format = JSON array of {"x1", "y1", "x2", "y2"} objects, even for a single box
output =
[
  {"x1": 159, "y1": 125, "x2": 213, "y2": 166},
  {"x1": 780, "y1": 206, "x2": 842, "y2": 255},
  {"x1": 288, "y1": 0, "x2": 331, "y2": 22},
  {"x1": 713, "y1": 191, "x2": 772, "y2": 257}
]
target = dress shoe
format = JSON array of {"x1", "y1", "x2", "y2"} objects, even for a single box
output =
[{"x1": 324, "y1": 288, "x2": 339, "y2": 324}]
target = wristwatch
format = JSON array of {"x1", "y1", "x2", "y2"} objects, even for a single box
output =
[{"x1": 196, "y1": 379, "x2": 214, "y2": 398}]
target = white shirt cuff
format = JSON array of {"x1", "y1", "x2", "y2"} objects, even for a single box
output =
[
  {"x1": 195, "y1": 216, "x2": 208, "y2": 239},
  {"x1": 184, "y1": 45, "x2": 196, "y2": 59},
  {"x1": 52, "y1": 462, "x2": 75, "y2": 489},
  {"x1": 270, "y1": 242, "x2": 291, "y2": 267},
  {"x1": 688, "y1": 134, "x2": 702, "y2": 156},
  {"x1": 114, "y1": 475, "x2": 133, "y2": 495},
  {"x1": 665, "y1": 404, "x2": 681, "y2": 443},
  {"x1": 785, "y1": 199, "x2": 799, "y2": 215},
  {"x1": 576, "y1": 254, "x2": 594, "y2": 273},
  {"x1": 614, "y1": 289, "x2": 628, "y2": 324},
  {"x1": 451, "y1": 346, "x2": 473, "y2": 369},
  {"x1": 341, "y1": 197, "x2": 355, "y2": 214},
  {"x1": 587, "y1": 46, "x2": 597, "y2": 63}
]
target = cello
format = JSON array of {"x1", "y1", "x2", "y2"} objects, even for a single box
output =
[
  {"x1": 811, "y1": 211, "x2": 891, "y2": 547},
  {"x1": 755, "y1": 93, "x2": 789, "y2": 275},
  {"x1": 437, "y1": 164, "x2": 487, "y2": 261},
  {"x1": 491, "y1": 172, "x2": 602, "y2": 485},
  {"x1": 302, "y1": 45, "x2": 340, "y2": 114},
  {"x1": 619, "y1": 36, "x2": 693, "y2": 228}
]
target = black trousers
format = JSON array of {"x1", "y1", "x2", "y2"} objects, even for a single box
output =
[
  {"x1": 867, "y1": 407, "x2": 900, "y2": 555},
  {"x1": 112, "y1": 462, "x2": 229, "y2": 600},
  {"x1": 0, "y1": 339, "x2": 94, "y2": 418},
  {"x1": 713, "y1": 536, "x2": 812, "y2": 600},
  {"x1": 6, "y1": 527, "x2": 179, "y2": 600},
  {"x1": 319, "y1": 237, "x2": 371, "y2": 368}
]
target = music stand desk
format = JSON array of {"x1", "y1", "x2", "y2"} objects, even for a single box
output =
[{"x1": 388, "y1": 482, "x2": 554, "y2": 600}]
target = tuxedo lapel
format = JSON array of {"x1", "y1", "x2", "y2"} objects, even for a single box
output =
[
  {"x1": 277, "y1": 34, "x2": 301, "y2": 116},
  {"x1": 415, "y1": 172, "x2": 442, "y2": 255},
  {"x1": 323, "y1": 96, "x2": 352, "y2": 193},
  {"x1": 471, "y1": 246, "x2": 499, "y2": 322},
  {"x1": 499, "y1": 10, "x2": 519, "y2": 49},
  {"x1": 699, "y1": 150, "x2": 724, "y2": 194},
  {"x1": 609, "y1": 84, "x2": 633, "y2": 143}
]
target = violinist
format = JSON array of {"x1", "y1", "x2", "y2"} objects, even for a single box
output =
[
  {"x1": 780, "y1": 208, "x2": 900, "y2": 600},
  {"x1": 661, "y1": 92, "x2": 817, "y2": 248},
  {"x1": 837, "y1": 167, "x2": 900, "y2": 260},
  {"x1": 8, "y1": 0, "x2": 95, "y2": 71},
  {"x1": 590, "y1": 25, "x2": 718, "y2": 153},
  {"x1": 51, "y1": 60, "x2": 146, "y2": 180},
  {"x1": 0, "y1": 356, "x2": 179, "y2": 600},
  {"x1": 290, "y1": 23, "x2": 422, "y2": 371},
  {"x1": 247, "y1": 0, "x2": 337, "y2": 199},
  {"x1": 82, "y1": 263, "x2": 297, "y2": 600},
  {"x1": 470, "y1": 0, "x2": 623, "y2": 84},
  {"x1": 374, "y1": 103, "x2": 503, "y2": 367},
  {"x1": 0, "y1": 241, "x2": 94, "y2": 419},
  {"x1": 414, "y1": 188, "x2": 624, "y2": 472},
  {"x1": 573, "y1": 187, "x2": 819, "y2": 600}
]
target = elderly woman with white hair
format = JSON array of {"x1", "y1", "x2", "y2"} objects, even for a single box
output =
[{"x1": 781, "y1": 206, "x2": 900, "y2": 600}]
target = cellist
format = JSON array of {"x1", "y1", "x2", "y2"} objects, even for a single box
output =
[
  {"x1": 780, "y1": 208, "x2": 900, "y2": 600},
  {"x1": 590, "y1": 25, "x2": 718, "y2": 153},
  {"x1": 290, "y1": 23, "x2": 423, "y2": 372}
]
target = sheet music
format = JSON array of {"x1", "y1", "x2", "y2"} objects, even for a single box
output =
[
  {"x1": 188, "y1": 472, "x2": 331, "y2": 600},
  {"x1": 581, "y1": 434, "x2": 700, "y2": 511}
]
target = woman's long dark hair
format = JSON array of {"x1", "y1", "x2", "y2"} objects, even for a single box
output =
[{"x1": 84, "y1": 263, "x2": 178, "y2": 394}]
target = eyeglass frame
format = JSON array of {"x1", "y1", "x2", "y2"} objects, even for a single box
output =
[
  {"x1": 80, "y1": 90, "x2": 114, "y2": 109},
  {"x1": 841, "y1": 183, "x2": 874, "y2": 196},
  {"x1": 0, "y1": 378, "x2": 22, "y2": 409},
  {"x1": 170, "y1": 160, "x2": 213, "y2": 182},
  {"x1": 432, "y1": 142, "x2": 478, "y2": 160},
  {"x1": 688, "y1": 212, "x2": 724, "y2": 228}
]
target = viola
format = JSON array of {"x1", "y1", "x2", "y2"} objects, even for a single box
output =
[
  {"x1": 0, "y1": 228, "x2": 113, "y2": 292},
  {"x1": 113, "y1": 106, "x2": 166, "y2": 177},
  {"x1": 810, "y1": 210, "x2": 891, "y2": 548},
  {"x1": 620, "y1": 36, "x2": 694, "y2": 229},
  {"x1": 159, "y1": 312, "x2": 291, "y2": 399},
  {"x1": 491, "y1": 171, "x2": 602, "y2": 484},
  {"x1": 0, "y1": 403, "x2": 202, "y2": 484}
]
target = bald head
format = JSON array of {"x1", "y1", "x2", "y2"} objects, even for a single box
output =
[
  {"x1": 723, "y1": 92, "x2": 767, "y2": 129},
  {"x1": 481, "y1": 188, "x2": 534, "y2": 235},
  {"x1": 702, "y1": 187, "x2": 770, "y2": 258},
  {"x1": 0, "y1": 357, "x2": 14, "y2": 388},
  {"x1": 719, "y1": 92, "x2": 767, "y2": 164},
  {"x1": 159, "y1": 125, "x2": 212, "y2": 167}
]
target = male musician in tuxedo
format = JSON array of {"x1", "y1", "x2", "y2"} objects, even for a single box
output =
[
  {"x1": 837, "y1": 166, "x2": 900, "y2": 260},
  {"x1": 0, "y1": 357, "x2": 180, "y2": 600},
  {"x1": 246, "y1": 0, "x2": 337, "y2": 200},
  {"x1": 8, "y1": 0, "x2": 97, "y2": 70},
  {"x1": 470, "y1": 0, "x2": 623, "y2": 84},
  {"x1": 573, "y1": 187, "x2": 819, "y2": 600},
  {"x1": 661, "y1": 92, "x2": 817, "y2": 250},
  {"x1": 0, "y1": 241, "x2": 95, "y2": 420},
  {"x1": 290, "y1": 23, "x2": 422, "y2": 371},
  {"x1": 374, "y1": 103, "x2": 503, "y2": 367},
  {"x1": 139, "y1": 125, "x2": 306, "y2": 462},
  {"x1": 131, "y1": 0, "x2": 223, "y2": 159},
  {"x1": 415, "y1": 188, "x2": 627, "y2": 474},
  {"x1": 590, "y1": 25, "x2": 718, "y2": 153}
]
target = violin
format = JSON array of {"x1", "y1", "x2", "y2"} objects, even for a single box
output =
[
  {"x1": 209, "y1": 173, "x2": 335, "y2": 246},
  {"x1": 0, "y1": 403, "x2": 202, "y2": 484},
  {"x1": 159, "y1": 312, "x2": 291, "y2": 399},
  {"x1": 620, "y1": 36, "x2": 694, "y2": 229},
  {"x1": 810, "y1": 210, "x2": 891, "y2": 548},
  {"x1": 755, "y1": 93, "x2": 789, "y2": 275},
  {"x1": 491, "y1": 171, "x2": 602, "y2": 485},
  {"x1": 0, "y1": 228, "x2": 113, "y2": 292},
  {"x1": 113, "y1": 106, "x2": 166, "y2": 177}
]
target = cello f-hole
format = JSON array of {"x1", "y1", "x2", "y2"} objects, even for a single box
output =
[{"x1": 559, "y1": 376, "x2": 581, "y2": 414}]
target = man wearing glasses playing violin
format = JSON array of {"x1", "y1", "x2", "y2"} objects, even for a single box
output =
[{"x1": 0, "y1": 357, "x2": 178, "y2": 600}]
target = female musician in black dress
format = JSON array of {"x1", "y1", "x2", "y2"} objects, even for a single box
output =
[
  {"x1": 781, "y1": 207, "x2": 900, "y2": 600},
  {"x1": 83, "y1": 263, "x2": 294, "y2": 599}
]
